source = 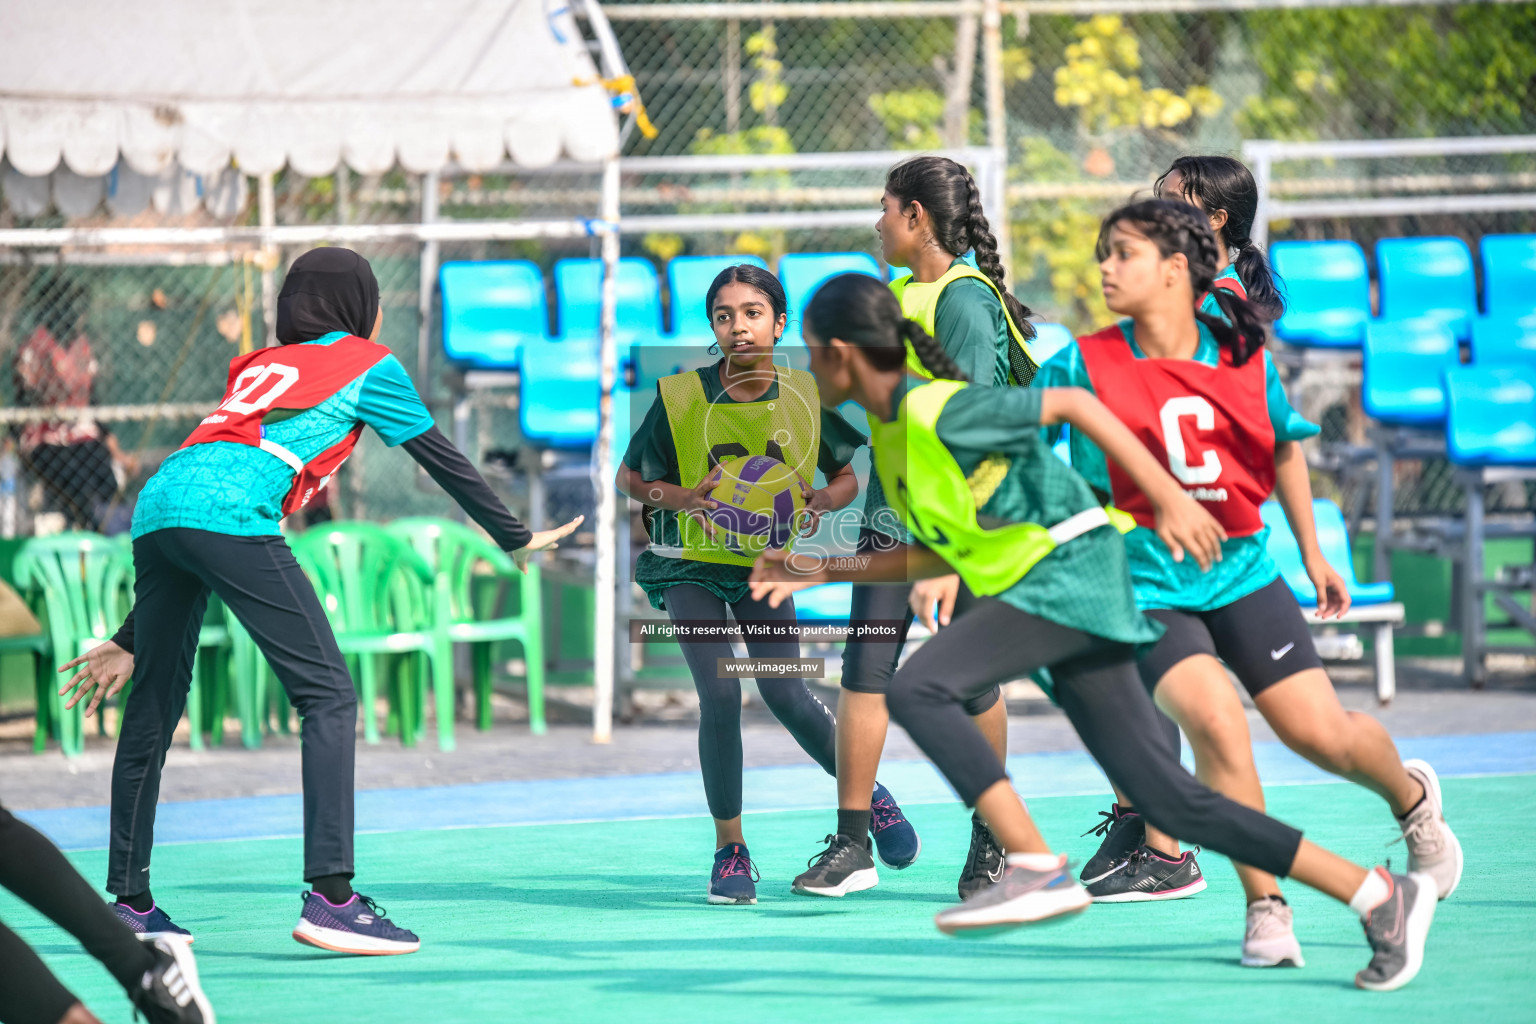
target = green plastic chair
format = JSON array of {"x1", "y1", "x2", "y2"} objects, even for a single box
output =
[
  {"x1": 387, "y1": 517, "x2": 547, "y2": 735},
  {"x1": 12, "y1": 533, "x2": 133, "y2": 756},
  {"x1": 290, "y1": 523, "x2": 454, "y2": 750}
]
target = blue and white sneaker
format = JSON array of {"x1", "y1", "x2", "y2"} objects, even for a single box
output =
[
  {"x1": 292, "y1": 891, "x2": 420, "y2": 955},
  {"x1": 113, "y1": 902, "x2": 194, "y2": 944},
  {"x1": 707, "y1": 843, "x2": 759, "y2": 905},
  {"x1": 871, "y1": 782, "x2": 921, "y2": 870}
]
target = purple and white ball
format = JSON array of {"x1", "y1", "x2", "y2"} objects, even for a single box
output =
[{"x1": 706, "y1": 455, "x2": 807, "y2": 556}]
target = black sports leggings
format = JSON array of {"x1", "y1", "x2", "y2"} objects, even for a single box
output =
[
  {"x1": 885, "y1": 598, "x2": 1303, "y2": 878},
  {"x1": 840, "y1": 530, "x2": 999, "y2": 717},
  {"x1": 110, "y1": 528, "x2": 357, "y2": 895},
  {"x1": 0, "y1": 802, "x2": 154, "y2": 1024},
  {"x1": 664, "y1": 583, "x2": 838, "y2": 821}
]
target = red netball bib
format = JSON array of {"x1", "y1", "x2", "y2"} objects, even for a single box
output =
[
  {"x1": 1077, "y1": 324, "x2": 1274, "y2": 537},
  {"x1": 182, "y1": 336, "x2": 389, "y2": 514}
]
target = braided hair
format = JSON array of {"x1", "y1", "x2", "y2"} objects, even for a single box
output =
[
  {"x1": 804, "y1": 273, "x2": 969, "y2": 382},
  {"x1": 885, "y1": 157, "x2": 1038, "y2": 384},
  {"x1": 1095, "y1": 198, "x2": 1271, "y2": 367},
  {"x1": 1155, "y1": 156, "x2": 1285, "y2": 318}
]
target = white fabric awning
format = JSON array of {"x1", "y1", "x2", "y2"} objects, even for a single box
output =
[{"x1": 0, "y1": 0, "x2": 621, "y2": 180}]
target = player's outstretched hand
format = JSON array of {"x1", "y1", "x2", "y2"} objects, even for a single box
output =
[
  {"x1": 513, "y1": 514, "x2": 585, "y2": 573},
  {"x1": 1307, "y1": 556, "x2": 1352, "y2": 619},
  {"x1": 749, "y1": 548, "x2": 817, "y2": 609},
  {"x1": 59, "y1": 640, "x2": 134, "y2": 718},
  {"x1": 910, "y1": 574, "x2": 960, "y2": 633},
  {"x1": 1152, "y1": 490, "x2": 1227, "y2": 571}
]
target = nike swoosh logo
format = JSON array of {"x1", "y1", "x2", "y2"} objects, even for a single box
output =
[{"x1": 1271, "y1": 643, "x2": 1295, "y2": 660}]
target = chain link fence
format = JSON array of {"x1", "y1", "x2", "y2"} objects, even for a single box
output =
[{"x1": 1, "y1": 1, "x2": 1534, "y2": 539}]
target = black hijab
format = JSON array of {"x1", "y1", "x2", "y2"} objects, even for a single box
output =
[{"x1": 275, "y1": 247, "x2": 380, "y2": 344}]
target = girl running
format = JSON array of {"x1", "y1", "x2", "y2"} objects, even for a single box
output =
[
  {"x1": 793, "y1": 156, "x2": 1039, "y2": 901},
  {"x1": 1046, "y1": 187, "x2": 1461, "y2": 964},
  {"x1": 614, "y1": 263, "x2": 877, "y2": 904},
  {"x1": 58, "y1": 247, "x2": 579, "y2": 956},
  {"x1": 749, "y1": 270, "x2": 1440, "y2": 992}
]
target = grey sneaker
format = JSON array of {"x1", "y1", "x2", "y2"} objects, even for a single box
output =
[
  {"x1": 1398, "y1": 759, "x2": 1464, "y2": 899},
  {"x1": 936, "y1": 854, "x2": 1091, "y2": 935},
  {"x1": 1356, "y1": 870, "x2": 1437, "y2": 992},
  {"x1": 1241, "y1": 895, "x2": 1305, "y2": 968},
  {"x1": 957, "y1": 813, "x2": 1006, "y2": 901},
  {"x1": 792, "y1": 833, "x2": 879, "y2": 897}
]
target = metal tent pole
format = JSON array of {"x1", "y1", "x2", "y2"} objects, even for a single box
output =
[
  {"x1": 981, "y1": 0, "x2": 1011, "y2": 276},
  {"x1": 259, "y1": 173, "x2": 277, "y2": 346}
]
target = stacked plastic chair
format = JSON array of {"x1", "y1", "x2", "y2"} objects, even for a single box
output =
[{"x1": 1442, "y1": 365, "x2": 1536, "y2": 686}]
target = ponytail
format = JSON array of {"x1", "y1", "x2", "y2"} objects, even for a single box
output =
[
  {"x1": 902, "y1": 319, "x2": 969, "y2": 382},
  {"x1": 1199, "y1": 288, "x2": 1267, "y2": 368},
  {"x1": 1232, "y1": 242, "x2": 1286, "y2": 319}
]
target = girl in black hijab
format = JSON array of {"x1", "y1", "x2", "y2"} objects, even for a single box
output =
[{"x1": 59, "y1": 247, "x2": 580, "y2": 957}]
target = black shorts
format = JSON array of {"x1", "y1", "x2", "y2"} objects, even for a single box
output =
[
  {"x1": 1137, "y1": 576, "x2": 1323, "y2": 698},
  {"x1": 840, "y1": 529, "x2": 999, "y2": 716}
]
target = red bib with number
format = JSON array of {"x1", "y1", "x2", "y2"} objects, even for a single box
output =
[
  {"x1": 1077, "y1": 324, "x2": 1274, "y2": 537},
  {"x1": 181, "y1": 337, "x2": 389, "y2": 514}
]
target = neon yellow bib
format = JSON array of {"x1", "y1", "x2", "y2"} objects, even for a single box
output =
[
  {"x1": 890, "y1": 265, "x2": 1036, "y2": 383},
  {"x1": 657, "y1": 365, "x2": 821, "y2": 566},
  {"x1": 867, "y1": 378, "x2": 1132, "y2": 595}
]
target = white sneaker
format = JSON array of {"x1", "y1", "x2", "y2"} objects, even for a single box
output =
[
  {"x1": 1399, "y1": 759, "x2": 1464, "y2": 899},
  {"x1": 935, "y1": 854, "x2": 1091, "y2": 935},
  {"x1": 1241, "y1": 895, "x2": 1305, "y2": 968}
]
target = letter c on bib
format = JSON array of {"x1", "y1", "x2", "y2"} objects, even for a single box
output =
[{"x1": 1159, "y1": 396, "x2": 1222, "y2": 485}]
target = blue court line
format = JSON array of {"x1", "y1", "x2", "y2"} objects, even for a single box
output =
[{"x1": 16, "y1": 730, "x2": 1535, "y2": 853}]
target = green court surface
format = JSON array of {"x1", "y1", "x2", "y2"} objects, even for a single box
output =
[{"x1": 7, "y1": 775, "x2": 1533, "y2": 1024}]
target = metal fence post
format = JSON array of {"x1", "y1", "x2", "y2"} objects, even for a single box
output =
[
  {"x1": 982, "y1": 0, "x2": 1011, "y2": 277},
  {"x1": 258, "y1": 172, "x2": 277, "y2": 346},
  {"x1": 592, "y1": 156, "x2": 621, "y2": 744}
]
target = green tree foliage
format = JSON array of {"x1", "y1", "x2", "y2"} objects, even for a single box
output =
[{"x1": 1239, "y1": 5, "x2": 1536, "y2": 139}]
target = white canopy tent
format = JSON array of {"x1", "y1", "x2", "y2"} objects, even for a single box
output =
[{"x1": 0, "y1": 0, "x2": 629, "y2": 741}]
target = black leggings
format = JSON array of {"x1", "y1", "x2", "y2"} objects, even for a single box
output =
[
  {"x1": 110, "y1": 528, "x2": 357, "y2": 895},
  {"x1": 664, "y1": 583, "x2": 838, "y2": 821},
  {"x1": 840, "y1": 531, "x2": 999, "y2": 717},
  {"x1": 0, "y1": 802, "x2": 154, "y2": 1024},
  {"x1": 885, "y1": 598, "x2": 1304, "y2": 879}
]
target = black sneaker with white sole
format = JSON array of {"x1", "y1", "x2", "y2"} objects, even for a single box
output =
[
  {"x1": 132, "y1": 934, "x2": 215, "y2": 1024},
  {"x1": 1086, "y1": 844, "x2": 1206, "y2": 903},
  {"x1": 957, "y1": 813, "x2": 1006, "y2": 901},
  {"x1": 793, "y1": 833, "x2": 880, "y2": 897},
  {"x1": 1357, "y1": 870, "x2": 1437, "y2": 991},
  {"x1": 1079, "y1": 803, "x2": 1145, "y2": 885}
]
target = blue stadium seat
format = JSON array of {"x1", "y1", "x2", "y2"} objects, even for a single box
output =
[
  {"x1": 1031, "y1": 323, "x2": 1076, "y2": 365},
  {"x1": 1362, "y1": 318, "x2": 1459, "y2": 427},
  {"x1": 1444, "y1": 365, "x2": 1536, "y2": 467},
  {"x1": 440, "y1": 260, "x2": 549, "y2": 368},
  {"x1": 1271, "y1": 241, "x2": 1371, "y2": 347},
  {"x1": 1261, "y1": 500, "x2": 1395, "y2": 606},
  {"x1": 519, "y1": 335, "x2": 600, "y2": 448},
  {"x1": 1480, "y1": 233, "x2": 1536, "y2": 319},
  {"x1": 553, "y1": 257, "x2": 664, "y2": 344},
  {"x1": 793, "y1": 582, "x2": 853, "y2": 623},
  {"x1": 667, "y1": 255, "x2": 769, "y2": 339},
  {"x1": 1471, "y1": 314, "x2": 1536, "y2": 367},
  {"x1": 779, "y1": 252, "x2": 881, "y2": 344},
  {"x1": 1376, "y1": 237, "x2": 1478, "y2": 341}
]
